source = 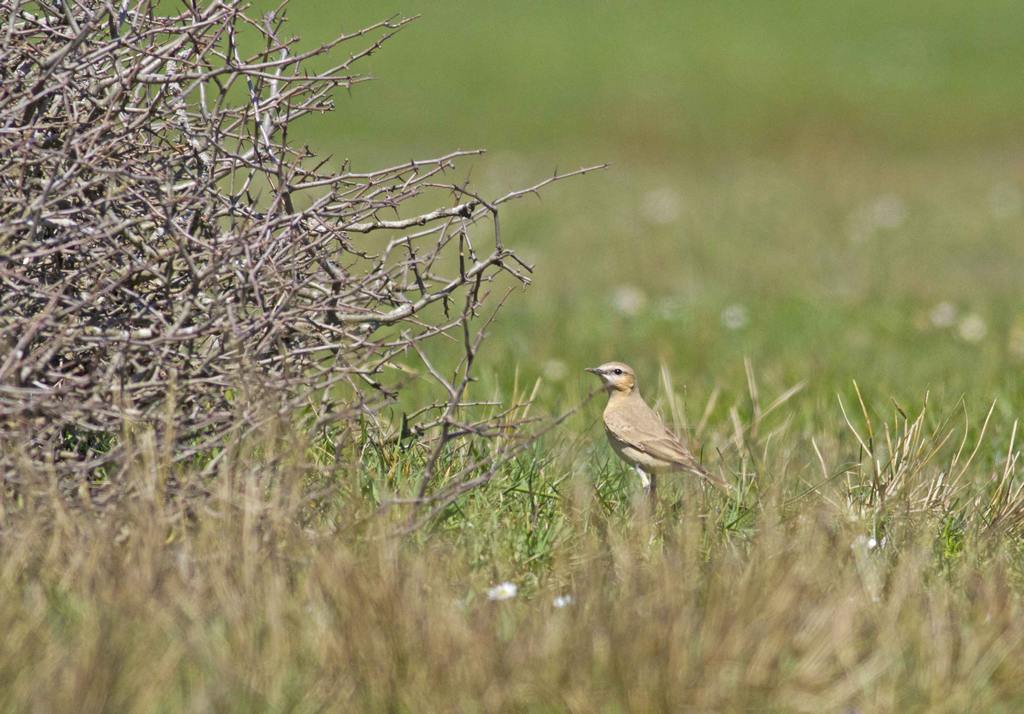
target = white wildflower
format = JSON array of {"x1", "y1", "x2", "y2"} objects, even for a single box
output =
[
  {"x1": 848, "y1": 194, "x2": 907, "y2": 243},
  {"x1": 611, "y1": 285, "x2": 647, "y2": 316},
  {"x1": 655, "y1": 295, "x2": 686, "y2": 320},
  {"x1": 868, "y1": 194, "x2": 907, "y2": 229},
  {"x1": 552, "y1": 594, "x2": 573, "y2": 609},
  {"x1": 486, "y1": 582, "x2": 517, "y2": 601},
  {"x1": 989, "y1": 182, "x2": 1022, "y2": 220},
  {"x1": 957, "y1": 313, "x2": 987, "y2": 343},
  {"x1": 640, "y1": 186, "x2": 683, "y2": 225},
  {"x1": 542, "y1": 359, "x2": 568, "y2": 382},
  {"x1": 721, "y1": 304, "x2": 749, "y2": 331},
  {"x1": 853, "y1": 534, "x2": 886, "y2": 551},
  {"x1": 928, "y1": 302, "x2": 957, "y2": 328},
  {"x1": 1008, "y1": 320, "x2": 1024, "y2": 359},
  {"x1": 482, "y1": 150, "x2": 533, "y2": 187}
]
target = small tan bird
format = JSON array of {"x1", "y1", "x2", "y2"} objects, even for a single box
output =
[{"x1": 586, "y1": 361, "x2": 727, "y2": 498}]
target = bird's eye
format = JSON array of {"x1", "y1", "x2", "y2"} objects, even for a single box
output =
[{"x1": 613, "y1": 368, "x2": 623, "y2": 375}]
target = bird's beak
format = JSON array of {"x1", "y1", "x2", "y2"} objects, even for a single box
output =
[{"x1": 584, "y1": 367, "x2": 601, "y2": 374}]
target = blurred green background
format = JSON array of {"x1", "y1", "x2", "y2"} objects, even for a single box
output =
[{"x1": 267, "y1": 0, "x2": 1024, "y2": 409}]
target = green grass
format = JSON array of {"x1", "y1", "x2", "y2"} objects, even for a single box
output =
[
  {"x1": 283, "y1": 0, "x2": 1024, "y2": 164},
  {"x1": 252, "y1": 0, "x2": 1024, "y2": 407},
  {"x1": 7, "y1": 0, "x2": 1024, "y2": 709}
]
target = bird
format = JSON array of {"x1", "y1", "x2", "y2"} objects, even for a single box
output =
[{"x1": 585, "y1": 361, "x2": 727, "y2": 499}]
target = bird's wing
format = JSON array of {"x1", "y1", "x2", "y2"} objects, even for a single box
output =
[{"x1": 604, "y1": 401, "x2": 705, "y2": 472}]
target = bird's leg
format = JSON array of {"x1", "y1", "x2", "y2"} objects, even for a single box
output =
[
  {"x1": 635, "y1": 465, "x2": 650, "y2": 490},
  {"x1": 635, "y1": 466, "x2": 657, "y2": 502}
]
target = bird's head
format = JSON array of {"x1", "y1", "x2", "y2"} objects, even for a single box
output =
[{"x1": 585, "y1": 361, "x2": 637, "y2": 394}]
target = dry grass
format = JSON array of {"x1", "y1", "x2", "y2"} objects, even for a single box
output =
[{"x1": 3, "y1": 387, "x2": 1024, "y2": 712}]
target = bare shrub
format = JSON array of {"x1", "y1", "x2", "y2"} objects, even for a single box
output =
[{"x1": 0, "y1": 1, "x2": 603, "y2": 491}]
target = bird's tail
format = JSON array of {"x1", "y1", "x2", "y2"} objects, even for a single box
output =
[{"x1": 688, "y1": 460, "x2": 732, "y2": 495}]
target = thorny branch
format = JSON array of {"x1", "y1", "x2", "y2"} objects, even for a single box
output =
[{"x1": 0, "y1": 0, "x2": 606, "y2": 518}]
